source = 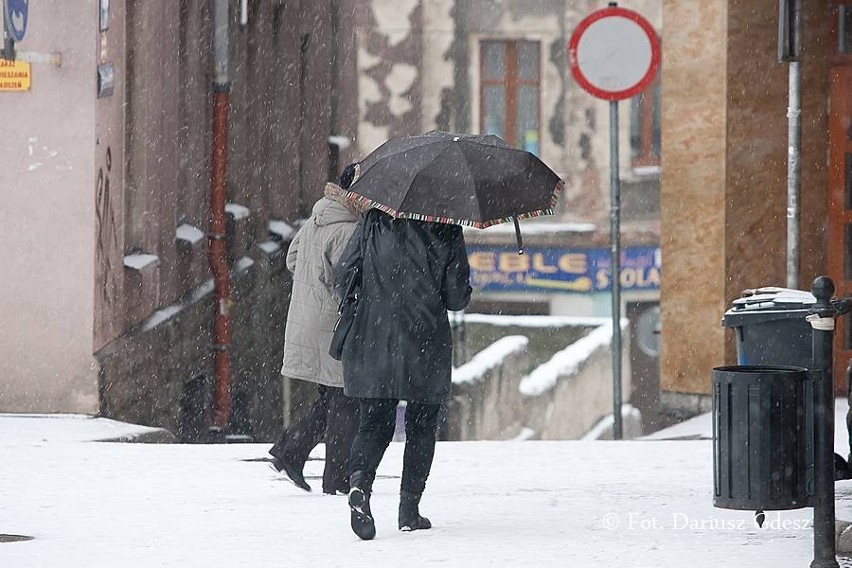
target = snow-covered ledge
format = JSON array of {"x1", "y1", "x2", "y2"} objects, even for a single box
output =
[
  {"x1": 523, "y1": 318, "x2": 632, "y2": 440},
  {"x1": 176, "y1": 223, "x2": 205, "y2": 248},
  {"x1": 225, "y1": 203, "x2": 250, "y2": 220},
  {"x1": 447, "y1": 316, "x2": 633, "y2": 442},
  {"x1": 449, "y1": 335, "x2": 531, "y2": 441},
  {"x1": 123, "y1": 253, "x2": 159, "y2": 272},
  {"x1": 268, "y1": 219, "x2": 295, "y2": 242},
  {"x1": 123, "y1": 253, "x2": 161, "y2": 327},
  {"x1": 520, "y1": 321, "x2": 617, "y2": 397},
  {"x1": 452, "y1": 335, "x2": 528, "y2": 385}
]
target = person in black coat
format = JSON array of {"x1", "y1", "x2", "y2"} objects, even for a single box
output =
[{"x1": 333, "y1": 208, "x2": 471, "y2": 540}]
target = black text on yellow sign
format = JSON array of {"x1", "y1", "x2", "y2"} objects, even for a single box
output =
[{"x1": 0, "y1": 59, "x2": 32, "y2": 91}]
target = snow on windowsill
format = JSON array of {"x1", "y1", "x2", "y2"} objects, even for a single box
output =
[
  {"x1": 176, "y1": 223, "x2": 205, "y2": 245},
  {"x1": 452, "y1": 335, "x2": 528, "y2": 385},
  {"x1": 257, "y1": 240, "x2": 281, "y2": 255},
  {"x1": 269, "y1": 219, "x2": 295, "y2": 241},
  {"x1": 630, "y1": 165, "x2": 661, "y2": 177},
  {"x1": 123, "y1": 253, "x2": 159, "y2": 271},
  {"x1": 235, "y1": 257, "x2": 254, "y2": 273},
  {"x1": 225, "y1": 203, "x2": 250, "y2": 220}
]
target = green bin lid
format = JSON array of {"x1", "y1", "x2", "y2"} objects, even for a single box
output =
[{"x1": 722, "y1": 287, "x2": 815, "y2": 327}]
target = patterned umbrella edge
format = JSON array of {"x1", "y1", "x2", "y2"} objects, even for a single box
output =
[{"x1": 342, "y1": 179, "x2": 564, "y2": 229}]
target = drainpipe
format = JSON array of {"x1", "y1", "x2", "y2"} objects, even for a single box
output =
[
  {"x1": 209, "y1": 0, "x2": 232, "y2": 430},
  {"x1": 779, "y1": 0, "x2": 801, "y2": 289}
]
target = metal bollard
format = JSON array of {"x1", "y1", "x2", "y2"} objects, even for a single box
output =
[{"x1": 808, "y1": 276, "x2": 839, "y2": 568}]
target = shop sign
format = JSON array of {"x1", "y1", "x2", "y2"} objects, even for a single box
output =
[
  {"x1": 468, "y1": 245, "x2": 661, "y2": 294},
  {"x1": 0, "y1": 57, "x2": 30, "y2": 91}
]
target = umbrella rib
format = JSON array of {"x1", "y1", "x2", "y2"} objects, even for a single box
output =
[
  {"x1": 456, "y1": 143, "x2": 482, "y2": 224},
  {"x1": 455, "y1": 143, "x2": 484, "y2": 227}
]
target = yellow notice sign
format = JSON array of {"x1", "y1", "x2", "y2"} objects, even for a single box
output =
[{"x1": 0, "y1": 58, "x2": 31, "y2": 91}]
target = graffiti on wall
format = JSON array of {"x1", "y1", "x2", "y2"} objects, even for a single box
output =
[{"x1": 95, "y1": 146, "x2": 120, "y2": 310}]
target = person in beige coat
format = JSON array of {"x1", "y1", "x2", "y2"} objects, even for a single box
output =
[{"x1": 269, "y1": 167, "x2": 362, "y2": 495}]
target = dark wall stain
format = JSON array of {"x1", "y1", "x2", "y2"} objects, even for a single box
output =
[{"x1": 361, "y1": 2, "x2": 423, "y2": 137}]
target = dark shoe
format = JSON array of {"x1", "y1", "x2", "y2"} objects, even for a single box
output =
[
  {"x1": 270, "y1": 456, "x2": 312, "y2": 492},
  {"x1": 348, "y1": 471, "x2": 376, "y2": 540},
  {"x1": 398, "y1": 490, "x2": 431, "y2": 532}
]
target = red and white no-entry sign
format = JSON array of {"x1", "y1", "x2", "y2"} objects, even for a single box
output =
[{"x1": 568, "y1": 6, "x2": 660, "y2": 101}]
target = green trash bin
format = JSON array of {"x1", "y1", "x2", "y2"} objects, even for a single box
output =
[{"x1": 721, "y1": 287, "x2": 814, "y2": 368}]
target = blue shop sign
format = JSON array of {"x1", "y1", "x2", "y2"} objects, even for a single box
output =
[
  {"x1": 4, "y1": 0, "x2": 28, "y2": 43},
  {"x1": 467, "y1": 245, "x2": 661, "y2": 293}
]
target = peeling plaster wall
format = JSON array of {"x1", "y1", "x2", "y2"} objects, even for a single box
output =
[
  {"x1": 357, "y1": 0, "x2": 662, "y2": 227},
  {"x1": 421, "y1": 0, "x2": 455, "y2": 133},
  {"x1": 356, "y1": 0, "x2": 424, "y2": 155}
]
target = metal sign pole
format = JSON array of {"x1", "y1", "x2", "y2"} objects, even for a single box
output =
[
  {"x1": 2, "y1": 0, "x2": 13, "y2": 61},
  {"x1": 2, "y1": 31, "x2": 12, "y2": 61},
  {"x1": 569, "y1": 3, "x2": 658, "y2": 441},
  {"x1": 610, "y1": 100, "x2": 623, "y2": 440}
]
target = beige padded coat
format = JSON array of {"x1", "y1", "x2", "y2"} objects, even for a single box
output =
[{"x1": 280, "y1": 189, "x2": 359, "y2": 387}]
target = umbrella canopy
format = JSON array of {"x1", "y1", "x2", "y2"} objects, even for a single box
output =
[{"x1": 344, "y1": 131, "x2": 564, "y2": 229}]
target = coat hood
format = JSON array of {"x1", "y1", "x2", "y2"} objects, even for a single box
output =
[{"x1": 313, "y1": 185, "x2": 359, "y2": 227}]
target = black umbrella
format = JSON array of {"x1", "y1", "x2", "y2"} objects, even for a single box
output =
[{"x1": 345, "y1": 131, "x2": 563, "y2": 253}]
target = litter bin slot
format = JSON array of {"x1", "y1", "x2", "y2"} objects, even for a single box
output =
[{"x1": 712, "y1": 365, "x2": 808, "y2": 511}]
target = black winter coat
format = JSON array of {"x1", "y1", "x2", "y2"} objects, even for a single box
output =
[{"x1": 333, "y1": 209, "x2": 472, "y2": 404}]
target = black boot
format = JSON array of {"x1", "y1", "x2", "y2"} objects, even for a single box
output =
[
  {"x1": 269, "y1": 456, "x2": 311, "y2": 492},
  {"x1": 348, "y1": 471, "x2": 376, "y2": 540},
  {"x1": 398, "y1": 490, "x2": 431, "y2": 531}
]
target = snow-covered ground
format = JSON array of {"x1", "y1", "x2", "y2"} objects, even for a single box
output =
[{"x1": 2, "y1": 410, "x2": 852, "y2": 567}]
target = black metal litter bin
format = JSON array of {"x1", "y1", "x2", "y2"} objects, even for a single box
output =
[{"x1": 713, "y1": 365, "x2": 808, "y2": 510}]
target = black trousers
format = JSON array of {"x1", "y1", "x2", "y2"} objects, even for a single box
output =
[
  {"x1": 269, "y1": 384, "x2": 359, "y2": 493},
  {"x1": 349, "y1": 398, "x2": 441, "y2": 496}
]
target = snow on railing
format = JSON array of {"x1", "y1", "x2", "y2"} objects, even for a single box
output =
[
  {"x1": 519, "y1": 320, "x2": 625, "y2": 397},
  {"x1": 142, "y1": 305, "x2": 183, "y2": 332},
  {"x1": 452, "y1": 335, "x2": 528, "y2": 385}
]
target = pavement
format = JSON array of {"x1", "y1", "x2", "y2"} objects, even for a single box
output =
[{"x1": 2, "y1": 409, "x2": 852, "y2": 567}]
